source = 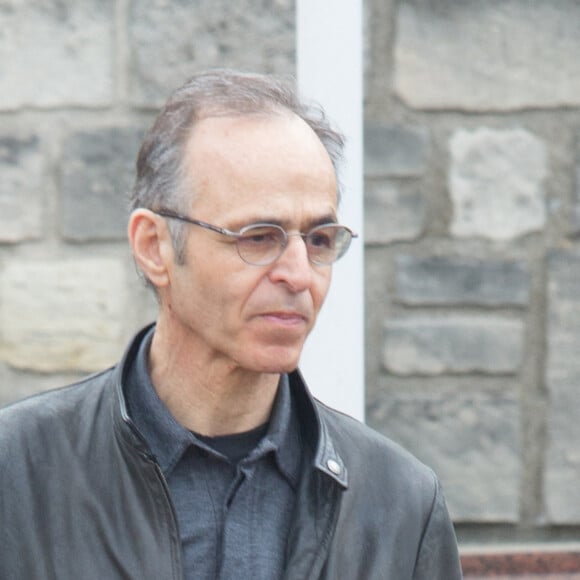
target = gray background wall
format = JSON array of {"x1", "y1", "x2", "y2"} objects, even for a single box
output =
[{"x1": 1, "y1": 0, "x2": 580, "y2": 546}]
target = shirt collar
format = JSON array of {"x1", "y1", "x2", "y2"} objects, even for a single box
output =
[
  {"x1": 124, "y1": 327, "x2": 301, "y2": 487},
  {"x1": 248, "y1": 373, "x2": 302, "y2": 488},
  {"x1": 124, "y1": 327, "x2": 193, "y2": 475}
]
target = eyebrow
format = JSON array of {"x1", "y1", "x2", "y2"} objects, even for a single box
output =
[{"x1": 236, "y1": 214, "x2": 338, "y2": 230}]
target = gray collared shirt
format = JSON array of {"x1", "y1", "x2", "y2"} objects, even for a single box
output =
[{"x1": 125, "y1": 329, "x2": 303, "y2": 580}]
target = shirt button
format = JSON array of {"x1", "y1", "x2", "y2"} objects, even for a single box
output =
[{"x1": 327, "y1": 459, "x2": 341, "y2": 475}]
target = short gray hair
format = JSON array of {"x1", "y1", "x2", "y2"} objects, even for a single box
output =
[{"x1": 130, "y1": 69, "x2": 345, "y2": 262}]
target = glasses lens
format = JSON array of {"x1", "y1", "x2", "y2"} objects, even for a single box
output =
[
  {"x1": 306, "y1": 225, "x2": 353, "y2": 264},
  {"x1": 237, "y1": 225, "x2": 286, "y2": 265}
]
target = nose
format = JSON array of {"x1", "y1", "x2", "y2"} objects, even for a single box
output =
[{"x1": 268, "y1": 233, "x2": 313, "y2": 292}]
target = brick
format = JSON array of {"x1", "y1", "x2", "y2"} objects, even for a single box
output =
[
  {"x1": 61, "y1": 127, "x2": 144, "y2": 241},
  {"x1": 128, "y1": 0, "x2": 295, "y2": 106},
  {"x1": 364, "y1": 181, "x2": 425, "y2": 244},
  {"x1": 461, "y1": 549, "x2": 580, "y2": 577},
  {"x1": 0, "y1": 0, "x2": 113, "y2": 109},
  {"x1": 364, "y1": 122, "x2": 430, "y2": 177},
  {"x1": 394, "y1": 0, "x2": 580, "y2": 111},
  {"x1": 0, "y1": 259, "x2": 127, "y2": 373},
  {"x1": 395, "y1": 255, "x2": 531, "y2": 306},
  {"x1": 449, "y1": 128, "x2": 547, "y2": 240},
  {"x1": 367, "y1": 387, "x2": 520, "y2": 522},
  {"x1": 383, "y1": 316, "x2": 524, "y2": 375},
  {"x1": 0, "y1": 134, "x2": 45, "y2": 242},
  {"x1": 545, "y1": 250, "x2": 580, "y2": 523}
]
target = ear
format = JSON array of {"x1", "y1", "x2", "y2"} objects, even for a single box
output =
[{"x1": 128, "y1": 209, "x2": 174, "y2": 289}]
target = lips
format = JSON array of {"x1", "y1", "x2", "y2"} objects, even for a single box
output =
[{"x1": 261, "y1": 311, "x2": 309, "y2": 324}]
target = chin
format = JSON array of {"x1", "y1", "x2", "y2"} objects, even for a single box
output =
[
  {"x1": 249, "y1": 348, "x2": 302, "y2": 374},
  {"x1": 254, "y1": 359, "x2": 299, "y2": 375}
]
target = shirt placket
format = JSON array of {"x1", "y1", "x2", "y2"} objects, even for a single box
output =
[{"x1": 218, "y1": 460, "x2": 255, "y2": 579}]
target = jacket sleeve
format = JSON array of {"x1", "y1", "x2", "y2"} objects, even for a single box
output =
[{"x1": 413, "y1": 477, "x2": 463, "y2": 580}]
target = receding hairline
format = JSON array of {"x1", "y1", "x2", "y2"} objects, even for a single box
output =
[
  {"x1": 184, "y1": 106, "x2": 325, "y2": 148},
  {"x1": 129, "y1": 69, "x2": 345, "y2": 283},
  {"x1": 180, "y1": 109, "x2": 338, "y2": 201},
  {"x1": 131, "y1": 69, "x2": 345, "y2": 215}
]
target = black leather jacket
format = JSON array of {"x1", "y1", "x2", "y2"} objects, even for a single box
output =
[{"x1": 0, "y1": 327, "x2": 462, "y2": 579}]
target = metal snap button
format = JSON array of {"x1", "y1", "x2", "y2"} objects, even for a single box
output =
[{"x1": 327, "y1": 459, "x2": 341, "y2": 475}]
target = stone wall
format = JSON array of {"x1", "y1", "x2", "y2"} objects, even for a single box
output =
[
  {"x1": 1, "y1": 0, "x2": 580, "y2": 545},
  {"x1": 365, "y1": 0, "x2": 580, "y2": 543}
]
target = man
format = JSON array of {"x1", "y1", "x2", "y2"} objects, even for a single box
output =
[{"x1": 0, "y1": 70, "x2": 462, "y2": 579}]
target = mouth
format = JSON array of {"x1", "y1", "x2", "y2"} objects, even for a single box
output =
[{"x1": 259, "y1": 310, "x2": 310, "y2": 328}]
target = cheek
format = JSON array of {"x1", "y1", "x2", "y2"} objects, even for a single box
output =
[
  {"x1": 169, "y1": 261, "x2": 225, "y2": 321},
  {"x1": 313, "y1": 270, "x2": 332, "y2": 309},
  {"x1": 219, "y1": 269, "x2": 268, "y2": 319},
  {"x1": 238, "y1": 272, "x2": 275, "y2": 312}
]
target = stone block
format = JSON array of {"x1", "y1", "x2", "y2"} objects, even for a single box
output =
[
  {"x1": 128, "y1": 0, "x2": 295, "y2": 106},
  {"x1": 0, "y1": 259, "x2": 127, "y2": 373},
  {"x1": 449, "y1": 128, "x2": 547, "y2": 240},
  {"x1": 0, "y1": 362, "x2": 83, "y2": 408},
  {"x1": 394, "y1": 1, "x2": 580, "y2": 111},
  {"x1": 395, "y1": 255, "x2": 531, "y2": 307},
  {"x1": 364, "y1": 181, "x2": 425, "y2": 244},
  {"x1": 0, "y1": 134, "x2": 45, "y2": 242},
  {"x1": 61, "y1": 127, "x2": 144, "y2": 241},
  {"x1": 364, "y1": 122, "x2": 430, "y2": 177},
  {"x1": 367, "y1": 387, "x2": 520, "y2": 522},
  {"x1": 545, "y1": 249, "x2": 580, "y2": 523},
  {"x1": 0, "y1": 0, "x2": 113, "y2": 109},
  {"x1": 383, "y1": 316, "x2": 524, "y2": 376},
  {"x1": 572, "y1": 136, "x2": 580, "y2": 234},
  {"x1": 573, "y1": 167, "x2": 580, "y2": 234}
]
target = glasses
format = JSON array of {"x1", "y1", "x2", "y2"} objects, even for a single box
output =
[{"x1": 153, "y1": 208, "x2": 357, "y2": 266}]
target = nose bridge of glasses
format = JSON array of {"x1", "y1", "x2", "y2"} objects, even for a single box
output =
[
  {"x1": 284, "y1": 230, "x2": 333, "y2": 265},
  {"x1": 260, "y1": 229, "x2": 316, "y2": 269},
  {"x1": 286, "y1": 231, "x2": 309, "y2": 242},
  {"x1": 282, "y1": 230, "x2": 310, "y2": 256}
]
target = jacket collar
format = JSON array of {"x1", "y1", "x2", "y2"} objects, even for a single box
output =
[
  {"x1": 111, "y1": 325, "x2": 156, "y2": 459},
  {"x1": 287, "y1": 370, "x2": 348, "y2": 489},
  {"x1": 111, "y1": 325, "x2": 348, "y2": 489}
]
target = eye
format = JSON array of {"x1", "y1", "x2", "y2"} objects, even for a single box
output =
[
  {"x1": 239, "y1": 226, "x2": 283, "y2": 246},
  {"x1": 308, "y1": 227, "x2": 335, "y2": 249}
]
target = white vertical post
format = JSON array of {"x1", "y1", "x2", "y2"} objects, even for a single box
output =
[{"x1": 296, "y1": 0, "x2": 365, "y2": 420}]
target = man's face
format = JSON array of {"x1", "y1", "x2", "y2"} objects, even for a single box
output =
[{"x1": 159, "y1": 113, "x2": 338, "y2": 374}]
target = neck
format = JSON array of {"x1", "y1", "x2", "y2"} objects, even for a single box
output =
[{"x1": 148, "y1": 322, "x2": 280, "y2": 437}]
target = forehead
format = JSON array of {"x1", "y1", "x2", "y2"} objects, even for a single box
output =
[{"x1": 181, "y1": 114, "x2": 338, "y2": 222}]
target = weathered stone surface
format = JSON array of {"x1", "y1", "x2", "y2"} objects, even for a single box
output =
[
  {"x1": 394, "y1": 0, "x2": 580, "y2": 111},
  {"x1": 0, "y1": 259, "x2": 127, "y2": 372},
  {"x1": 367, "y1": 387, "x2": 520, "y2": 522},
  {"x1": 61, "y1": 127, "x2": 144, "y2": 241},
  {"x1": 573, "y1": 167, "x2": 580, "y2": 234},
  {"x1": 545, "y1": 250, "x2": 580, "y2": 523},
  {"x1": 383, "y1": 316, "x2": 524, "y2": 375},
  {"x1": 364, "y1": 123, "x2": 430, "y2": 177},
  {"x1": 0, "y1": 361, "x2": 83, "y2": 407},
  {"x1": 0, "y1": 0, "x2": 113, "y2": 109},
  {"x1": 395, "y1": 255, "x2": 531, "y2": 306},
  {"x1": 128, "y1": 0, "x2": 295, "y2": 106},
  {"x1": 572, "y1": 137, "x2": 580, "y2": 234},
  {"x1": 364, "y1": 181, "x2": 425, "y2": 244},
  {"x1": 449, "y1": 128, "x2": 547, "y2": 240},
  {"x1": 0, "y1": 134, "x2": 45, "y2": 242}
]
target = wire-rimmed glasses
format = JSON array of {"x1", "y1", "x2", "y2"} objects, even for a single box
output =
[{"x1": 153, "y1": 208, "x2": 357, "y2": 266}]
